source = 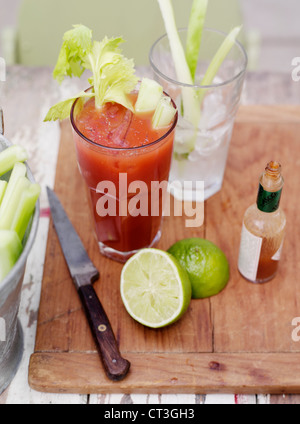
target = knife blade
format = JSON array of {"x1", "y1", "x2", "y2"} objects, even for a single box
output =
[{"x1": 46, "y1": 187, "x2": 130, "y2": 381}]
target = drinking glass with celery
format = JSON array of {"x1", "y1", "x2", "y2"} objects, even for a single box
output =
[
  {"x1": 0, "y1": 145, "x2": 40, "y2": 282},
  {"x1": 150, "y1": 0, "x2": 247, "y2": 201},
  {"x1": 44, "y1": 25, "x2": 177, "y2": 261}
]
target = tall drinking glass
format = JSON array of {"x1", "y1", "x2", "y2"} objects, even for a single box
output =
[
  {"x1": 149, "y1": 28, "x2": 247, "y2": 201},
  {"x1": 70, "y1": 91, "x2": 178, "y2": 263}
]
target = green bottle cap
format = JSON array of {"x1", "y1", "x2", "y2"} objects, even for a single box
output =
[{"x1": 256, "y1": 184, "x2": 282, "y2": 212}]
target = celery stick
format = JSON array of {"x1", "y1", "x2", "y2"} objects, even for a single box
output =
[
  {"x1": 152, "y1": 96, "x2": 176, "y2": 129},
  {"x1": 186, "y1": 0, "x2": 208, "y2": 82},
  {"x1": 0, "y1": 176, "x2": 30, "y2": 231},
  {"x1": 199, "y1": 26, "x2": 242, "y2": 99},
  {"x1": 0, "y1": 230, "x2": 22, "y2": 282},
  {"x1": 156, "y1": 0, "x2": 200, "y2": 127},
  {"x1": 0, "y1": 180, "x2": 7, "y2": 205},
  {"x1": 135, "y1": 78, "x2": 163, "y2": 113},
  {"x1": 0, "y1": 145, "x2": 28, "y2": 176},
  {"x1": 0, "y1": 162, "x2": 27, "y2": 215},
  {"x1": 157, "y1": 0, "x2": 192, "y2": 84},
  {"x1": 10, "y1": 183, "x2": 41, "y2": 241}
]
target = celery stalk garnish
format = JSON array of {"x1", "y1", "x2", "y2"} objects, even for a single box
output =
[
  {"x1": 152, "y1": 96, "x2": 177, "y2": 129},
  {"x1": 0, "y1": 145, "x2": 28, "y2": 176},
  {"x1": 198, "y1": 26, "x2": 242, "y2": 102},
  {"x1": 185, "y1": 0, "x2": 208, "y2": 82},
  {"x1": 156, "y1": 0, "x2": 242, "y2": 154},
  {"x1": 44, "y1": 25, "x2": 138, "y2": 121},
  {"x1": 0, "y1": 230, "x2": 23, "y2": 282},
  {"x1": 156, "y1": 0, "x2": 201, "y2": 129},
  {"x1": 135, "y1": 78, "x2": 163, "y2": 113},
  {"x1": 0, "y1": 180, "x2": 7, "y2": 205}
]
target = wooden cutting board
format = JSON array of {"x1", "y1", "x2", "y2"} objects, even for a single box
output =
[{"x1": 28, "y1": 105, "x2": 300, "y2": 394}]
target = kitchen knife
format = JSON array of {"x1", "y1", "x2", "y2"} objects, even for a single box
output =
[{"x1": 46, "y1": 186, "x2": 130, "y2": 381}]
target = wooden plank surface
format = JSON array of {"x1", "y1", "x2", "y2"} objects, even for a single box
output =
[
  {"x1": 0, "y1": 67, "x2": 298, "y2": 404},
  {"x1": 28, "y1": 352, "x2": 300, "y2": 394},
  {"x1": 28, "y1": 105, "x2": 300, "y2": 394},
  {"x1": 33, "y1": 119, "x2": 210, "y2": 356},
  {"x1": 208, "y1": 113, "x2": 300, "y2": 354}
]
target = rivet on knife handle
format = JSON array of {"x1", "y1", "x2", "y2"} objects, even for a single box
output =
[{"x1": 77, "y1": 283, "x2": 130, "y2": 381}]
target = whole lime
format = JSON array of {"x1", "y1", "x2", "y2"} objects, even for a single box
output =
[{"x1": 168, "y1": 238, "x2": 230, "y2": 299}]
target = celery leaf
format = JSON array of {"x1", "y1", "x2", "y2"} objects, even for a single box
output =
[
  {"x1": 53, "y1": 24, "x2": 93, "y2": 83},
  {"x1": 44, "y1": 91, "x2": 94, "y2": 122},
  {"x1": 45, "y1": 26, "x2": 138, "y2": 121},
  {"x1": 87, "y1": 37, "x2": 138, "y2": 111}
]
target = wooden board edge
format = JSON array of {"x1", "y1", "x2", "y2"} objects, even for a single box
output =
[{"x1": 28, "y1": 352, "x2": 300, "y2": 395}]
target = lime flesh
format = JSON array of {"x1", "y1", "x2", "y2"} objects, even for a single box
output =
[{"x1": 120, "y1": 248, "x2": 192, "y2": 328}]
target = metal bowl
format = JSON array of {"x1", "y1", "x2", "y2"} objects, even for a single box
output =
[{"x1": 0, "y1": 135, "x2": 40, "y2": 395}]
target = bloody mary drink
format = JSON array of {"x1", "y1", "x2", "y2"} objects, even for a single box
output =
[
  {"x1": 44, "y1": 27, "x2": 177, "y2": 261},
  {"x1": 70, "y1": 88, "x2": 177, "y2": 262}
]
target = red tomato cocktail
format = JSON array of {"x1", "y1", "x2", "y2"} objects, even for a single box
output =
[{"x1": 70, "y1": 90, "x2": 177, "y2": 262}]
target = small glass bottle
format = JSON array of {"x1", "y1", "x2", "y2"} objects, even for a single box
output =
[{"x1": 238, "y1": 161, "x2": 286, "y2": 283}]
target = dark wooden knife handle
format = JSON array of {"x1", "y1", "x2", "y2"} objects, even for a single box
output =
[{"x1": 78, "y1": 284, "x2": 130, "y2": 381}]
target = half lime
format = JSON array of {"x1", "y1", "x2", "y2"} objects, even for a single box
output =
[{"x1": 120, "y1": 248, "x2": 191, "y2": 328}]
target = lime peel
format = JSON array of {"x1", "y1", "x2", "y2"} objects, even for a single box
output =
[{"x1": 168, "y1": 238, "x2": 230, "y2": 299}]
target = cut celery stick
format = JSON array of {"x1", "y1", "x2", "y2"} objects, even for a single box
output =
[
  {"x1": 0, "y1": 176, "x2": 30, "y2": 231},
  {"x1": 186, "y1": 0, "x2": 208, "y2": 82},
  {"x1": 200, "y1": 26, "x2": 242, "y2": 90},
  {"x1": 11, "y1": 183, "x2": 40, "y2": 241},
  {"x1": 197, "y1": 26, "x2": 241, "y2": 108},
  {"x1": 0, "y1": 230, "x2": 22, "y2": 282},
  {"x1": 0, "y1": 162, "x2": 27, "y2": 215},
  {"x1": 0, "y1": 180, "x2": 7, "y2": 205},
  {"x1": 152, "y1": 96, "x2": 176, "y2": 129},
  {"x1": 156, "y1": 0, "x2": 200, "y2": 127},
  {"x1": 0, "y1": 145, "x2": 28, "y2": 176},
  {"x1": 135, "y1": 78, "x2": 163, "y2": 112}
]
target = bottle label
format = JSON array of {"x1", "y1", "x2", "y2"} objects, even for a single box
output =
[
  {"x1": 238, "y1": 223, "x2": 262, "y2": 281},
  {"x1": 271, "y1": 240, "x2": 284, "y2": 261},
  {"x1": 257, "y1": 184, "x2": 282, "y2": 212}
]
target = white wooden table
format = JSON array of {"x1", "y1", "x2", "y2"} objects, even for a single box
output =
[{"x1": 0, "y1": 66, "x2": 300, "y2": 405}]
